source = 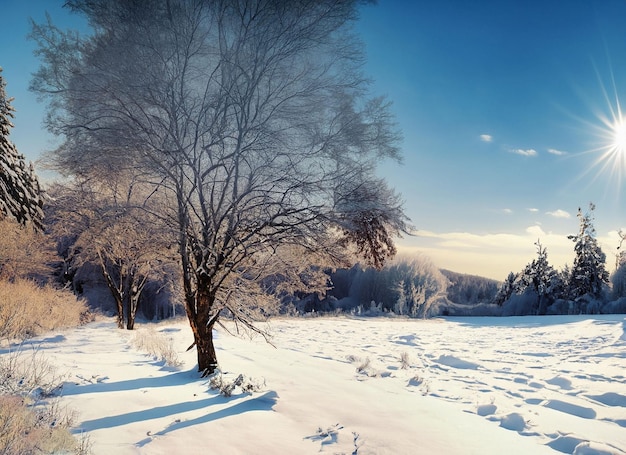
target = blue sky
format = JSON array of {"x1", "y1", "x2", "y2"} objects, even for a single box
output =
[{"x1": 2, "y1": 1, "x2": 626, "y2": 279}]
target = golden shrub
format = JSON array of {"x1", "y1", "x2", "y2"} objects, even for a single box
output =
[{"x1": 0, "y1": 279, "x2": 89, "y2": 341}]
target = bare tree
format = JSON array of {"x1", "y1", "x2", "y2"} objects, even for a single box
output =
[
  {"x1": 46, "y1": 175, "x2": 174, "y2": 329},
  {"x1": 31, "y1": 0, "x2": 409, "y2": 376}
]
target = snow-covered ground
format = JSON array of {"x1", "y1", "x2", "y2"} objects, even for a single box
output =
[{"x1": 12, "y1": 314, "x2": 626, "y2": 454}]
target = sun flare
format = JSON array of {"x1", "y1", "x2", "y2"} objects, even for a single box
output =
[
  {"x1": 578, "y1": 78, "x2": 626, "y2": 191},
  {"x1": 612, "y1": 117, "x2": 626, "y2": 155}
]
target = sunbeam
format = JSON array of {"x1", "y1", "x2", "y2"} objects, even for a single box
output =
[{"x1": 570, "y1": 64, "x2": 626, "y2": 194}]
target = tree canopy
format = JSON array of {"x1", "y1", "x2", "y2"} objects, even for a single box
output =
[{"x1": 31, "y1": 0, "x2": 409, "y2": 375}]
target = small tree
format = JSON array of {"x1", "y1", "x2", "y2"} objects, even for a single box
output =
[
  {"x1": 515, "y1": 240, "x2": 560, "y2": 314},
  {"x1": 493, "y1": 271, "x2": 518, "y2": 307},
  {"x1": 567, "y1": 203, "x2": 609, "y2": 300},
  {"x1": 0, "y1": 68, "x2": 44, "y2": 231},
  {"x1": 47, "y1": 176, "x2": 174, "y2": 329}
]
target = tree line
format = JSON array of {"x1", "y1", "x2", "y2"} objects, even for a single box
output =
[{"x1": 493, "y1": 203, "x2": 626, "y2": 315}]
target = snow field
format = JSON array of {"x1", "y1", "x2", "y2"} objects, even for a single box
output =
[{"x1": 11, "y1": 315, "x2": 626, "y2": 454}]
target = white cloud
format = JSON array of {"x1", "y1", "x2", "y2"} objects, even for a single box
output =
[
  {"x1": 546, "y1": 209, "x2": 571, "y2": 219},
  {"x1": 525, "y1": 225, "x2": 546, "y2": 237},
  {"x1": 480, "y1": 134, "x2": 493, "y2": 142},
  {"x1": 548, "y1": 148, "x2": 567, "y2": 156},
  {"x1": 528, "y1": 208, "x2": 539, "y2": 212},
  {"x1": 401, "y1": 227, "x2": 573, "y2": 279},
  {"x1": 502, "y1": 208, "x2": 513, "y2": 214},
  {"x1": 511, "y1": 148, "x2": 538, "y2": 157}
]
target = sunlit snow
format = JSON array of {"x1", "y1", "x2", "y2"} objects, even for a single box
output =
[{"x1": 12, "y1": 315, "x2": 626, "y2": 454}]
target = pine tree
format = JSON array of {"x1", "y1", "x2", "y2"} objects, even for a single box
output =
[
  {"x1": 493, "y1": 271, "x2": 518, "y2": 306},
  {"x1": 0, "y1": 68, "x2": 44, "y2": 231},
  {"x1": 567, "y1": 203, "x2": 608, "y2": 300},
  {"x1": 516, "y1": 240, "x2": 560, "y2": 314}
]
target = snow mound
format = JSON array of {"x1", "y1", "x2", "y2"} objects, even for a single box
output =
[
  {"x1": 434, "y1": 354, "x2": 481, "y2": 370},
  {"x1": 499, "y1": 413, "x2": 526, "y2": 431}
]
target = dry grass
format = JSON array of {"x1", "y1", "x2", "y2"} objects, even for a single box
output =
[
  {"x1": 399, "y1": 351, "x2": 411, "y2": 369},
  {"x1": 0, "y1": 279, "x2": 89, "y2": 341},
  {"x1": 130, "y1": 327, "x2": 183, "y2": 368},
  {"x1": 0, "y1": 394, "x2": 88, "y2": 455}
]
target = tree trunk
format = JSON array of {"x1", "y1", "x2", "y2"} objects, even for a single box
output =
[
  {"x1": 126, "y1": 315, "x2": 135, "y2": 330},
  {"x1": 98, "y1": 251, "x2": 125, "y2": 329},
  {"x1": 196, "y1": 320, "x2": 218, "y2": 377},
  {"x1": 185, "y1": 283, "x2": 219, "y2": 377},
  {"x1": 104, "y1": 272, "x2": 124, "y2": 329},
  {"x1": 127, "y1": 274, "x2": 148, "y2": 330},
  {"x1": 188, "y1": 313, "x2": 218, "y2": 377}
]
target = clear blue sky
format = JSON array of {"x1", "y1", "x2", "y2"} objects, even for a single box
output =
[{"x1": 2, "y1": 0, "x2": 626, "y2": 279}]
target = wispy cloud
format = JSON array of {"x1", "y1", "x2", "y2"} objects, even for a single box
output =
[
  {"x1": 528, "y1": 208, "x2": 539, "y2": 212},
  {"x1": 546, "y1": 209, "x2": 571, "y2": 218},
  {"x1": 511, "y1": 148, "x2": 538, "y2": 157},
  {"x1": 480, "y1": 134, "x2": 493, "y2": 142},
  {"x1": 502, "y1": 208, "x2": 513, "y2": 214},
  {"x1": 547, "y1": 148, "x2": 567, "y2": 156}
]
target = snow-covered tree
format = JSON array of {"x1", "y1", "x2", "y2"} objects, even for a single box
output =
[
  {"x1": 493, "y1": 271, "x2": 518, "y2": 306},
  {"x1": 610, "y1": 230, "x2": 626, "y2": 298},
  {"x1": 32, "y1": 1, "x2": 409, "y2": 375},
  {"x1": 567, "y1": 203, "x2": 609, "y2": 300},
  {"x1": 515, "y1": 240, "x2": 560, "y2": 314},
  {"x1": 0, "y1": 68, "x2": 43, "y2": 231}
]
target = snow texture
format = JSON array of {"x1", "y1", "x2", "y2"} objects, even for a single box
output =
[{"x1": 6, "y1": 314, "x2": 626, "y2": 454}]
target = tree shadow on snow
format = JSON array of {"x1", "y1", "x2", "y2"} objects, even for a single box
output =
[
  {"x1": 135, "y1": 391, "x2": 279, "y2": 447},
  {"x1": 79, "y1": 390, "x2": 277, "y2": 435},
  {"x1": 60, "y1": 367, "x2": 201, "y2": 396}
]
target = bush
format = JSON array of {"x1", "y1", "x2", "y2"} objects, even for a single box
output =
[
  {"x1": 0, "y1": 347, "x2": 91, "y2": 454},
  {"x1": 0, "y1": 219, "x2": 55, "y2": 281},
  {"x1": 0, "y1": 345, "x2": 63, "y2": 398},
  {"x1": 0, "y1": 394, "x2": 79, "y2": 455},
  {"x1": 209, "y1": 371, "x2": 265, "y2": 397},
  {"x1": 0, "y1": 279, "x2": 89, "y2": 341}
]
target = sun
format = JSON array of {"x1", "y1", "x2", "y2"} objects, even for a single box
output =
[
  {"x1": 577, "y1": 81, "x2": 626, "y2": 191},
  {"x1": 612, "y1": 117, "x2": 626, "y2": 155}
]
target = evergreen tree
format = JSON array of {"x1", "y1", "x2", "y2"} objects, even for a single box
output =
[
  {"x1": 516, "y1": 240, "x2": 560, "y2": 314},
  {"x1": 493, "y1": 271, "x2": 518, "y2": 306},
  {"x1": 567, "y1": 203, "x2": 608, "y2": 300},
  {"x1": 0, "y1": 68, "x2": 44, "y2": 231}
]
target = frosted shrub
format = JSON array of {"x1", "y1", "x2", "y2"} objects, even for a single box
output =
[
  {"x1": 0, "y1": 347, "x2": 90, "y2": 454},
  {"x1": 348, "y1": 355, "x2": 383, "y2": 378},
  {"x1": 209, "y1": 371, "x2": 265, "y2": 397},
  {"x1": 0, "y1": 346, "x2": 63, "y2": 397}
]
